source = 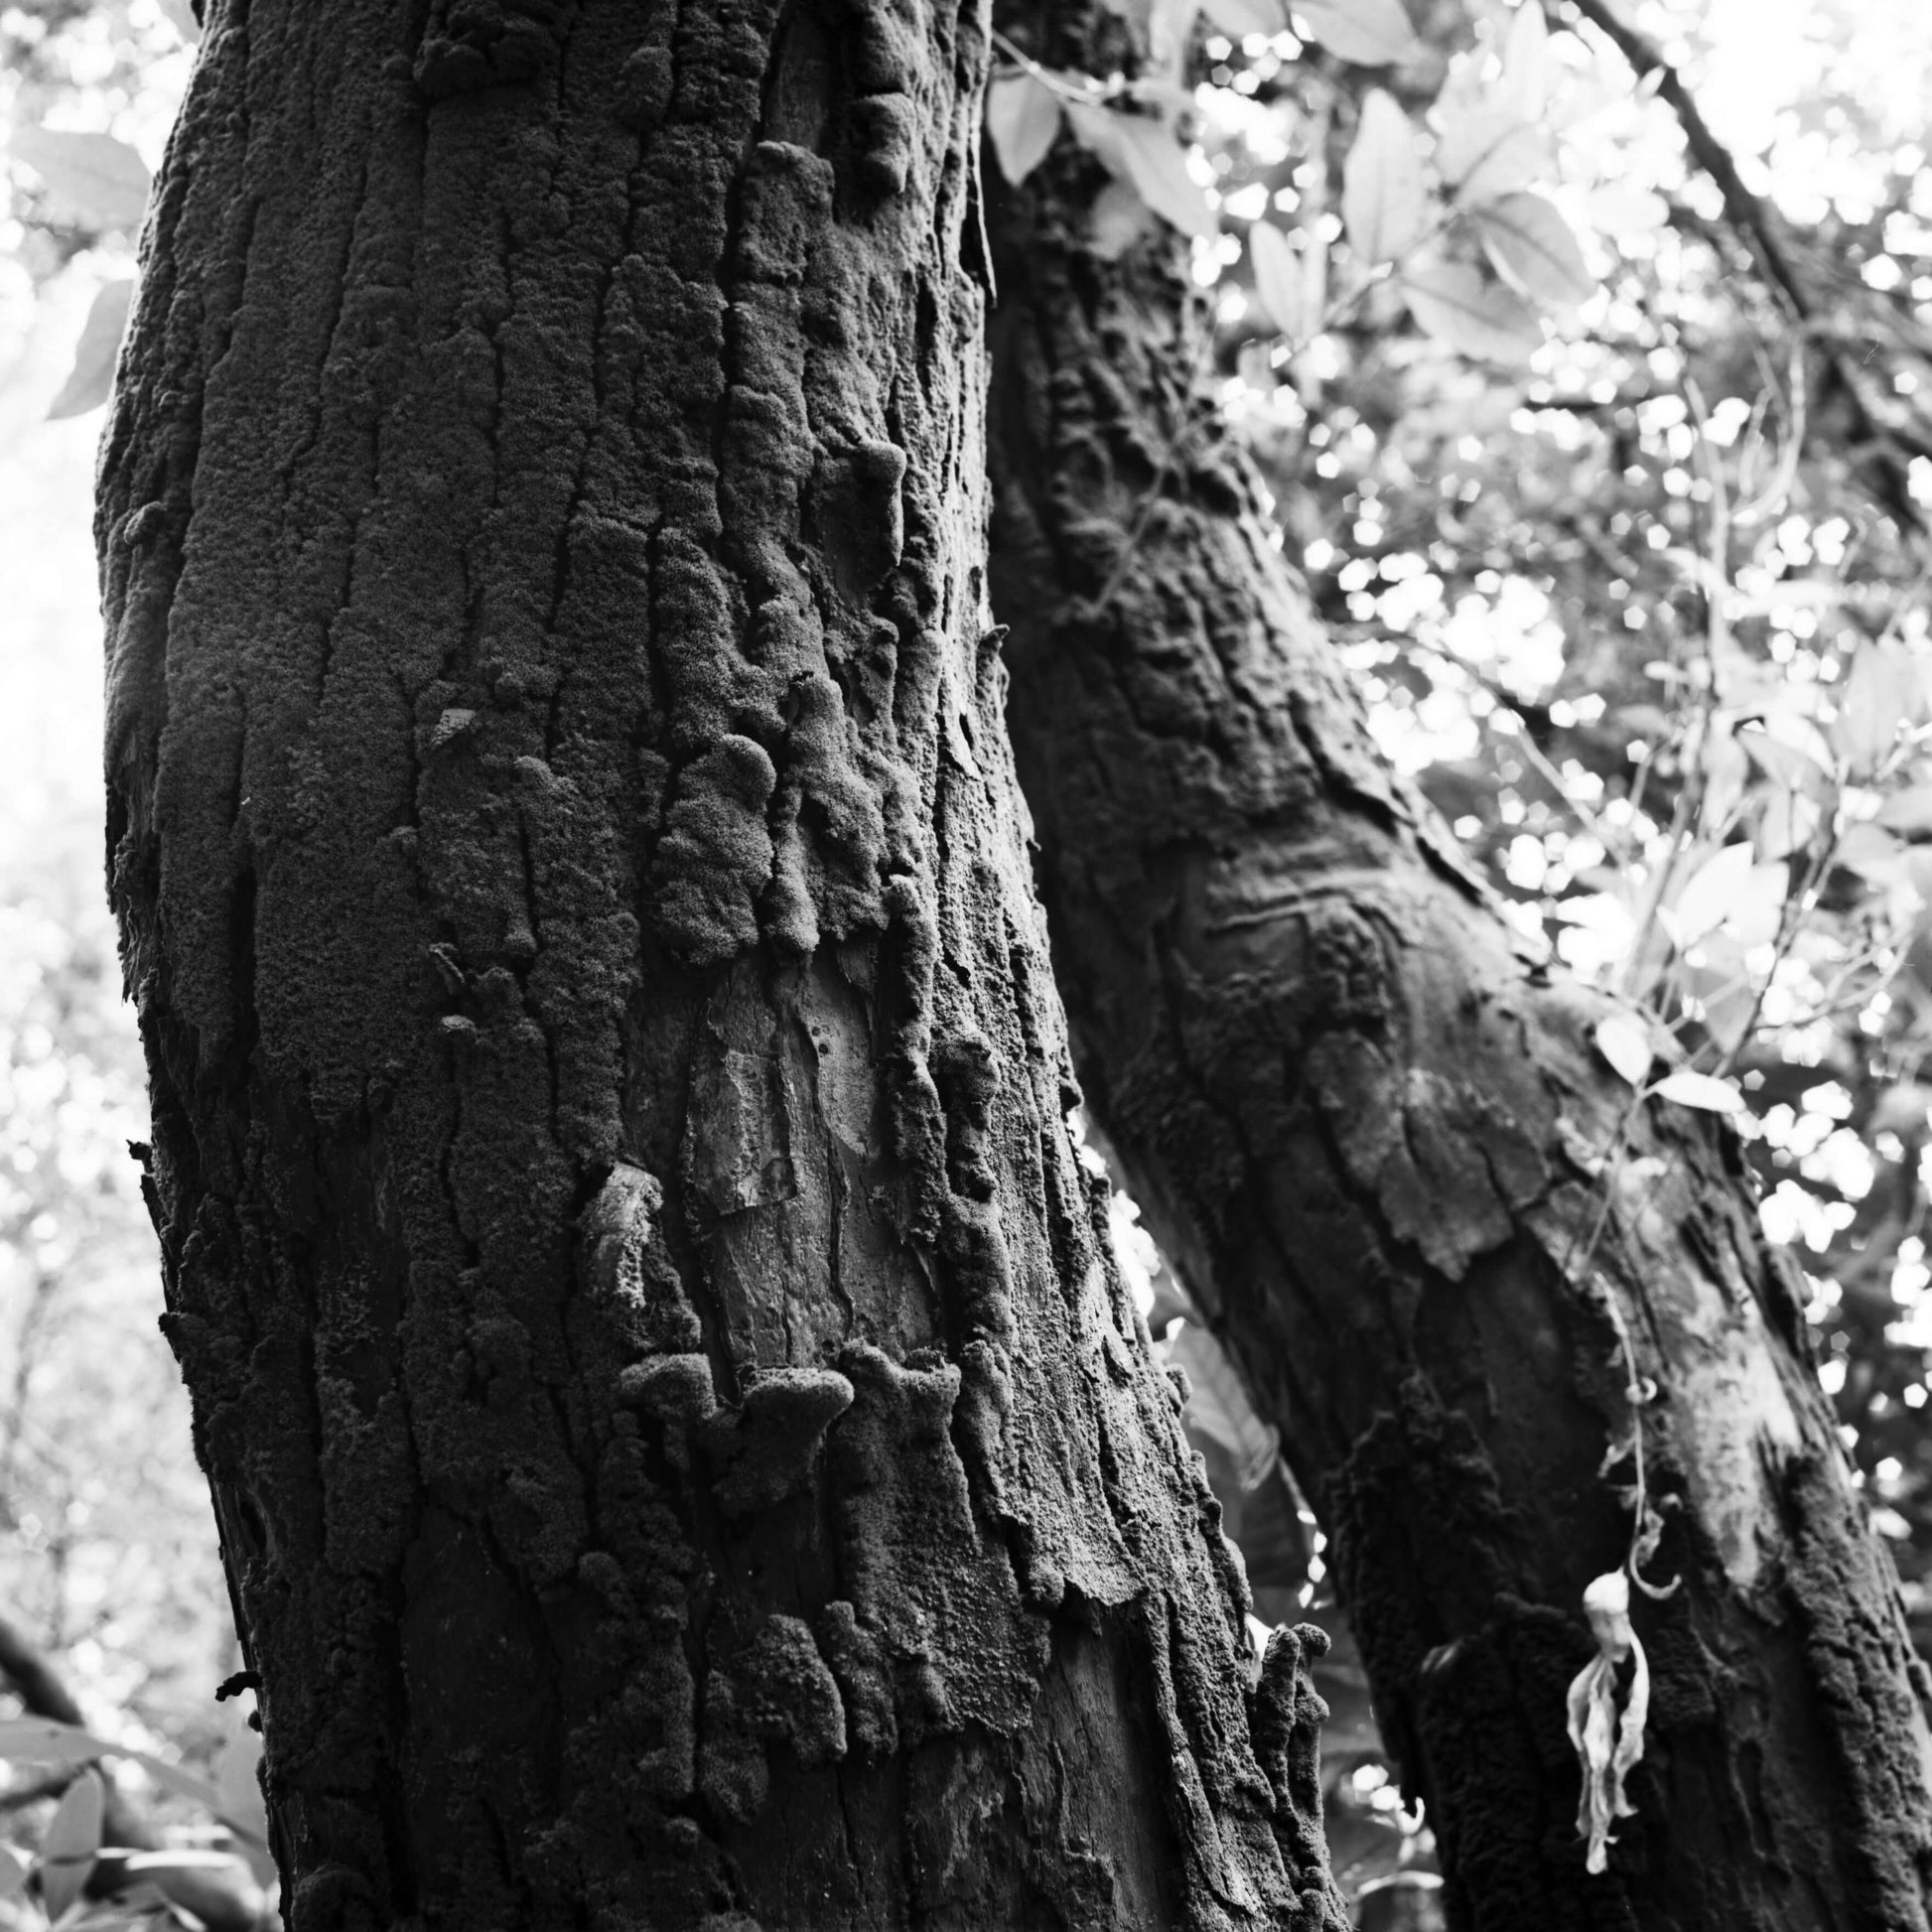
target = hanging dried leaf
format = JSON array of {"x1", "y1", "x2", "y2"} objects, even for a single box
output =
[
  {"x1": 1401, "y1": 259, "x2": 1542, "y2": 363},
  {"x1": 1472, "y1": 190, "x2": 1594, "y2": 312},
  {"x1": 1342, "y1": 89, "x2": 1427, "y2": 265},
  {"x1": 987, "y1": 73, "x2": 1063, "y2": 186},
  {"x1": 48, "y1": 277, "x2": 135, "y2": 420},
  {"x1": 9, "y1": 125, "x2": 151, "y2": 230},
  {"x1": 1566, "y1": 1571, "x2": 1649, "y2": 1874},
  {"x1": 1295, "y1": 0, "x2": 1423, "y2": 67}
]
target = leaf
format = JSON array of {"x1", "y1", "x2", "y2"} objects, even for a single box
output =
[
  {"x1": 1150, "y1": 0, "x2": 1202, "y2": 66},
  {"x1": 1567, "y1": 1571, "x2": 1650, "y2": 1874},
  {"x1": 1401, "y1": 259, "x2": 1542, "y2": 363},
  {"x1": 1736, "y1": 727, "x2": 1832, "y2": 799},
  {"x1": 1870, "y1": 1084, "x2": 1932, "y2": 1135},
  {"x1": 0, "y1": 1843, "x2": 26, "y2": 1901},
  {"x1": 986, "y1": 73, "x2": 1062, "y2": 186},
  {"x1": 1248, "y1": 220, "x2": 1319, "y2": 341},
  {"x1": 1111, "y1": 118, "x2": 1216, "y2": 238},
  {"x1": 42, "y1": 1769, "x2": 104, "y2": 1922},
  {"x1": 1168, "y1": 1321, "x2": 1278, "y2": 1480},
  {"x1": 0, "y1": 1718, "x2": 118, "y2": 1766},
  {"x1": 1756, "y1": 782, "x2": 1823, "y2": 864},
  {"x1": 111, "y1": 1851, "x2": 267, "y2": 1928},
  {"x1": 1832, "y1": 641, "x2": 1921, "y2": 775},
  {"x1": 1296, "y1": 223, "x2": 1327, "y2": 348},
  {"x1": 1588, "y1": 181, "x2": 1668, "y2": 232},
  {"x1": 1593, "y1": 1014, "x2": 1653, "y2": 1086},
  {"x1": 8, "y1": 126, "x2": 151, "y2": 230},
  {"x1": 1498, "y1": 1, "x2": 1551, "y2": 120},
  {"x1": 1878, "y1": 784, "x2": 1932, "y2": 835},
  {"x1": 1472, "y1": 191, "x2": 1593, "y2": 312},
  {"x1": 212, "y1": 1727, "x2": 275, "y2": 1887},
  {"x1": 1356, "y1": 1875, "x2": 1447, "y2": 1920},
  {"x1": 49, "y1": 278, "x2": 135, "y2": 421},
  {"x1": 1306, "y1": 1611, "x2": 1382, "y2": 1761},
  {"x1": 1436, "y1": 100, "x2": 1546, "y2": 205},
  {"x1": 1201, "y1": 0, "x2": 1282, "y2": 34},
  {"x1": 1835, "y1": 821, "x2": 1909, "y2": 887},
  {"x1": 1294, "y1": 0, "x2": 1423, "y2": 66},
  {"x1": 1672, "y1": 842, "x2": 1769, "y2": 946},
  {"x1": 1089, "y1": 177, "x2": 1156, "y2": 258},
  {"x1": 1066, "y1": 103, "x2": 1216, "y2": 238},
  {"x1": 0, "y1": 1720, "x2": 253, "y2": 1845},
  {"x1": 1342, "y1": 90, "x2": 1427, "y2": 265},
  {"x1": 1722, "y1": 864, "x2": 1788, "y2": 948},
  {"x1": 1700, "y1": 728, "x2": 1749, "y2": 835},
  {"x1": 1653, "y1": 1069, "x2": 1745, "y2": 1114}
]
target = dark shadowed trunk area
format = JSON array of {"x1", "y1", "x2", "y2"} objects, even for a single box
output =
[
  {"x1": 98, "y1": 1, "x2": 1347, "y2": 1927},
  {"x1": 985, "y1": 15, "x2": 1932, "y2": 1927}
]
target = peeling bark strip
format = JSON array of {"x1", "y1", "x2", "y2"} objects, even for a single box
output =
[
  {"x1": 99, "y1": 1, "x2": 1349, "y2": 1927},
  {"x1": 985, "y1": 14, "x2": 1932, "y2": 1929}
]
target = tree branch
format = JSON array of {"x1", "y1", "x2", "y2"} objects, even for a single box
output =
[
  {"x1": 1565, "y1": 0, "x2": 1927, "y2": 533},
  {"x1": 0, "y1": 1613, "x2": 90, "y2": 1731},
  {"x1": 1566, "y1": 0, "x2": 1809, "y2": 315}
]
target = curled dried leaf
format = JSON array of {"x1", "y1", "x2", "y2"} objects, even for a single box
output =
[{"x1": 1567, "y1": 1570, "x2": 1650, "y2": 1874}]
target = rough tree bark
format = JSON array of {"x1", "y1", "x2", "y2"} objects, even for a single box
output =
[
  {"x1": 99, "y1": 2, "x2": 1346, "y2": 1928},
  {"x1": 985, "y1": 21, "x2": 1932, "y2": 1929}
]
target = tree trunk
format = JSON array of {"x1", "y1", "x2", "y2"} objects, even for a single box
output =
[
  {"x1": 99, "y1": 3, "x2": 1346, "y2": 1928},
  {"x1": 984, "y1": 35, "x2": 1932, "y2": 1930}
]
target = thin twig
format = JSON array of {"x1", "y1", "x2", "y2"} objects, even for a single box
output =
[{"x1": 992, "y1": 32, "x2": 1124, "y2": 105}]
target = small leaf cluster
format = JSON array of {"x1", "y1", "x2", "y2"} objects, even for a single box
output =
[
  {"x1": 989, "y1": 0, "x2": 1599, "y2": 370},
  {"x1": 2, "y1": 0, "x2": 191, "y2": 420},
  {"x1": 0, "y1": 1720, "x2": 271, "y2": 1932}
]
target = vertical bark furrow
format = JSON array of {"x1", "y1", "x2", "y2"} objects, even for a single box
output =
[
  {"x1": 104, "y1": 1, "x2": 1349, "y2": 1927},
  {"x1": 983, "y1": 18, "x2": 1932, "y2": 1924}
]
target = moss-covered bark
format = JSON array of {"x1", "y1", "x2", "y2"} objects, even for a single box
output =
[
  {"x1": 985, "y1": 20, "x2": 1932, "y2": 1928},
  {"x1": 99, "y1": 2, "x2": 1347, "y2": 1926}
]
